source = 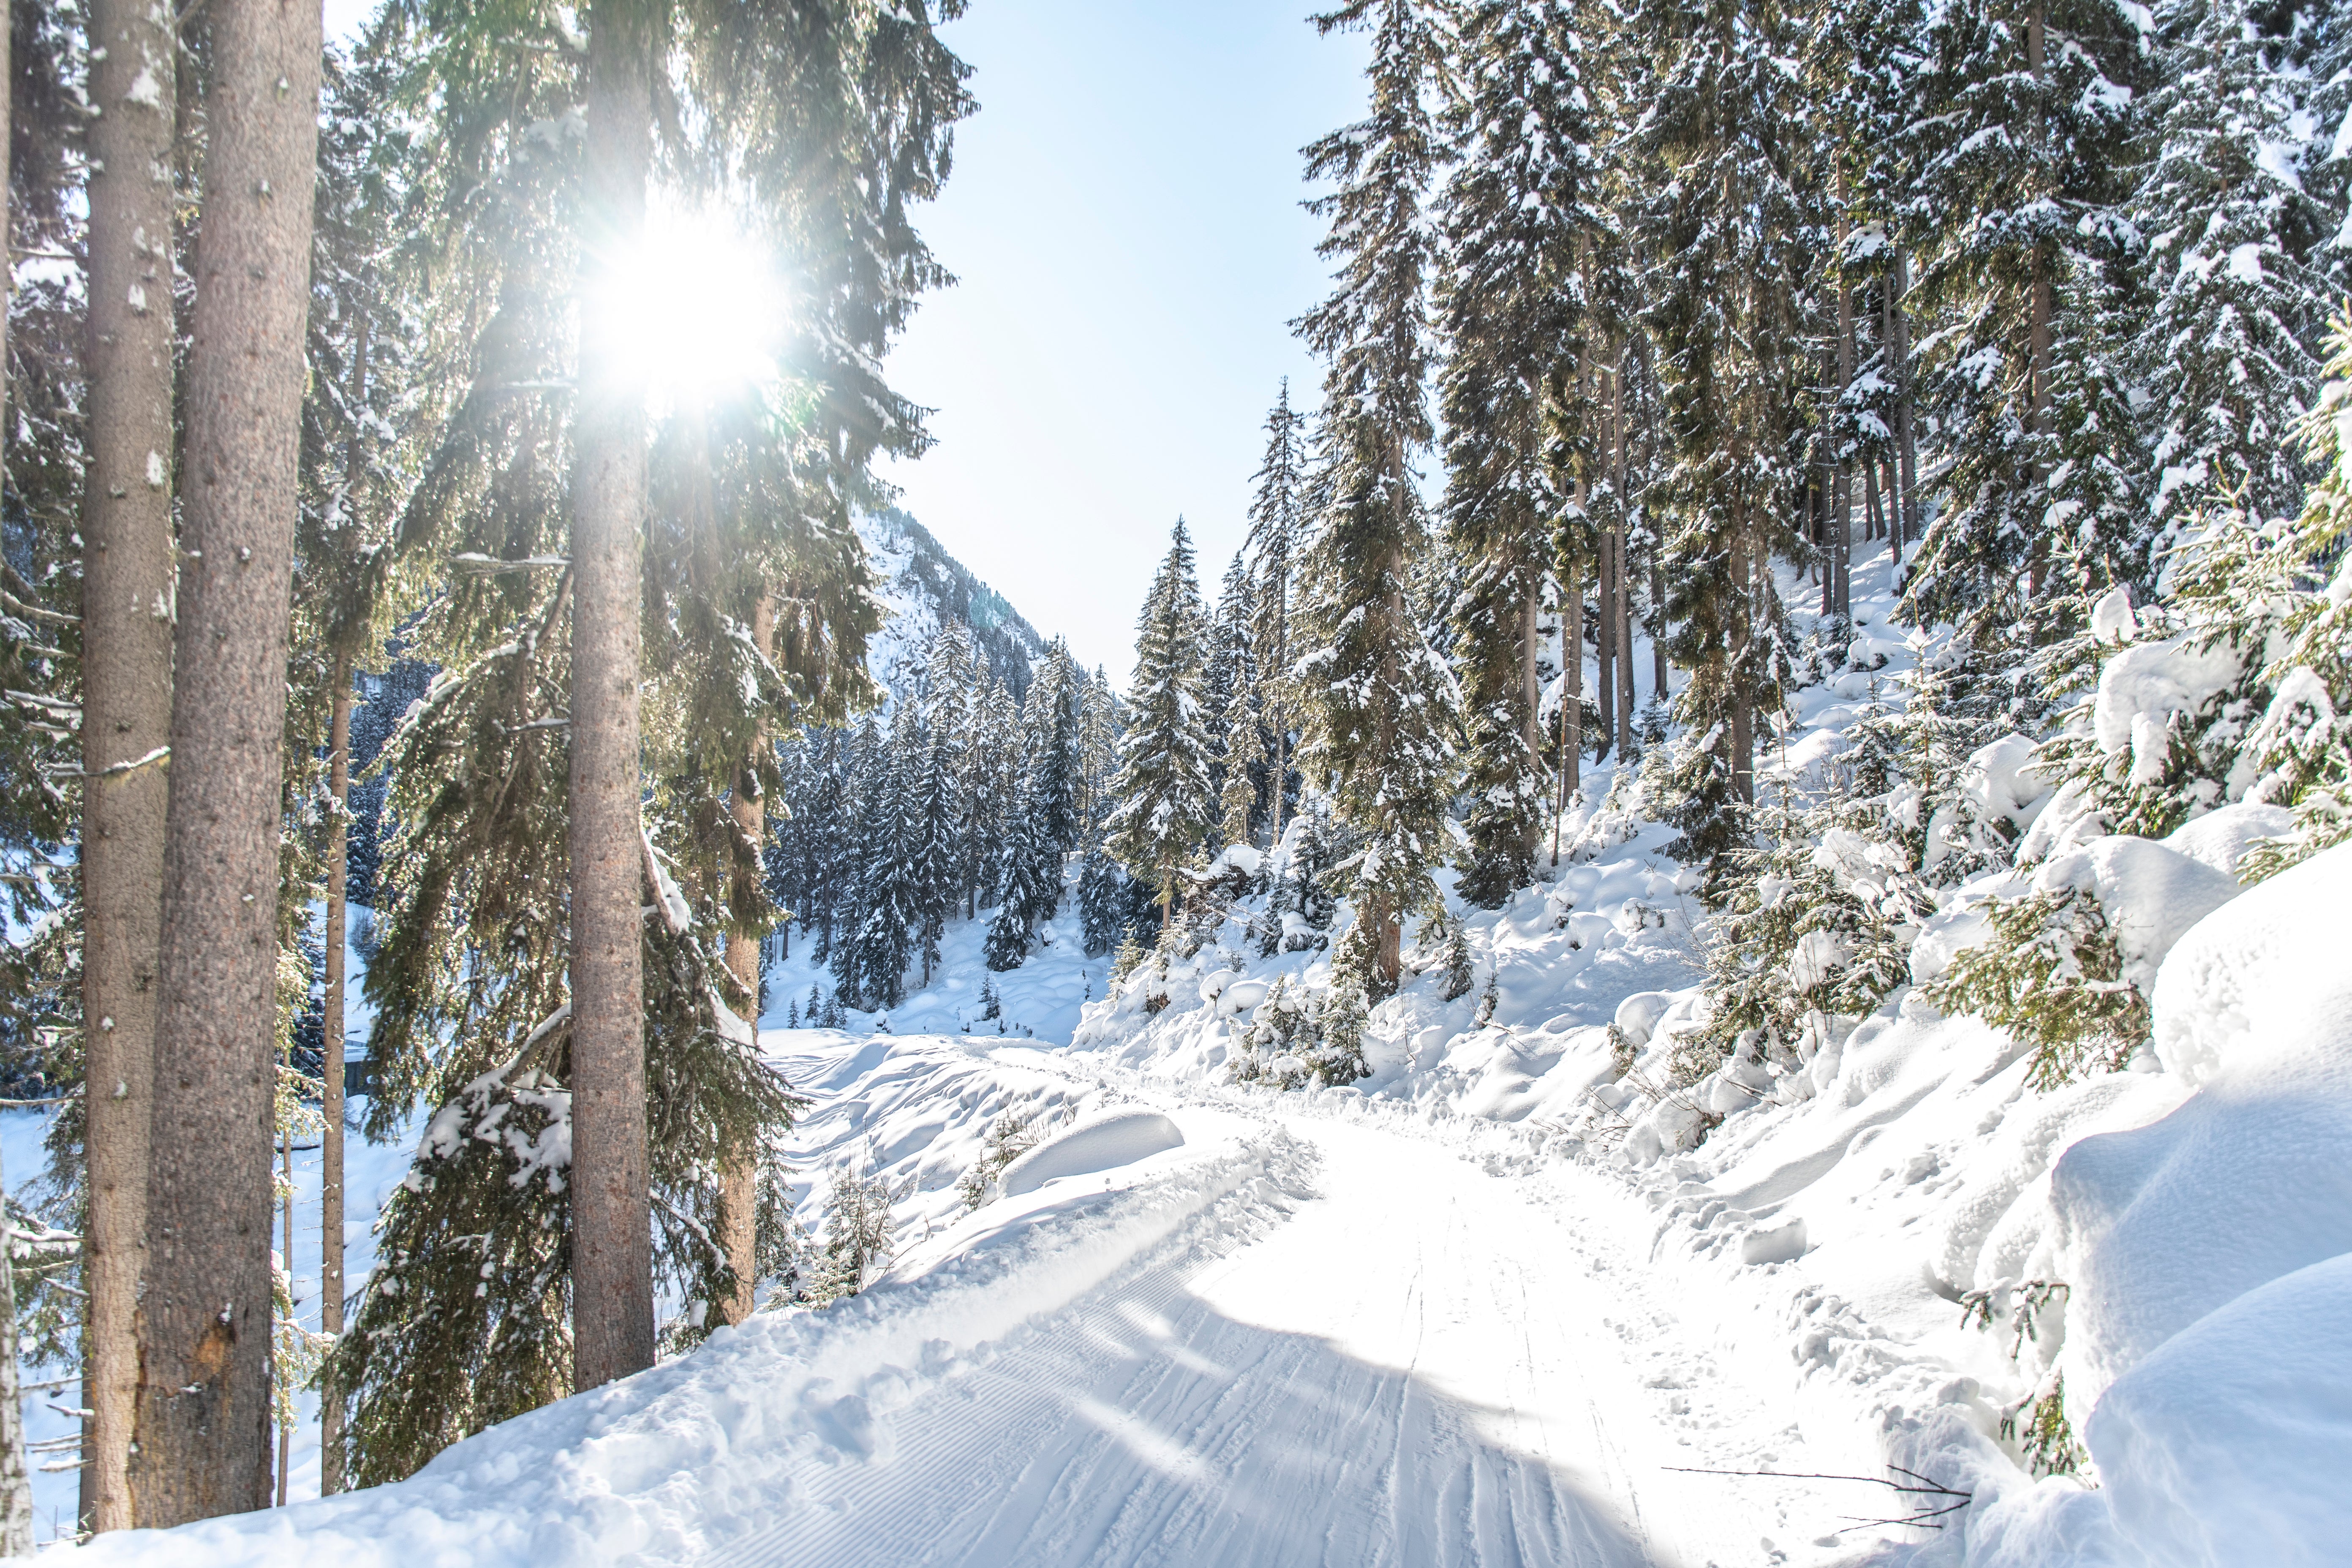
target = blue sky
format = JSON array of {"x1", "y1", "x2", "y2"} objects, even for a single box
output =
[{"x1": 875, "y1": 3, "x2": 1367, "y2": 685}]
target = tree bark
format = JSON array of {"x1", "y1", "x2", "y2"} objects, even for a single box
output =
[
  {"x1": 718, "y1": 596, "x2": 775, "y2": 1328},
  {"x1": 133, "y1": 0, "x2": 322, "y2": 1527},
  {"x1": 0, "y1": 1143, "x2": 31, "y2": 1556},
  {"x1": 2027, "y1": 0, "x2": 2051, "y2": 599},
  {"x1": 0, "y1": 9, "x2": 26, "y2": 1547},
  {"x1": 1892, "y1": 248, "x2": 1918, "y2": 560},
  {"x1": 319, "y1": 655, "x2": 351, "y2": 1493},
  {"x1": 570, "y1": 0, "x2": 657, "y2": 1394},
  {"x1": 81, "y1": 0, "x2": 179, "y2": 1530}
]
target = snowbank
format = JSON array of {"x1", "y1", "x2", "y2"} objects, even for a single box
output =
[
  {"x1": 997, "y1": 1108, "x2": 1184, "y2": 1196},
  {"x1": 71, "y1": 1067, "x2": 1307, "y2": 1568}
]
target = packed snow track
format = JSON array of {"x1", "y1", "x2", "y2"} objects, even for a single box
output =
[{"x1": 718, "y1": 1107, "x2": 1814, "y2": 1568}]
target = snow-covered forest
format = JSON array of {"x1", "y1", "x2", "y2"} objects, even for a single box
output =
[{"x1": 0, "y1": 0, "x2": 2346, "y2": 1563}]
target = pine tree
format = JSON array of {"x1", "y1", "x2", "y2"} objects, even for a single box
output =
[
  {"x1": 1247, "y1": 381, "x2": 1309, "y2": 844},
  {"x1": 1294, "y1": 0, "x2": 1460, "y2": 988},
  {"x1": 2133, "y1": 0, "x2": 2326, "y2": 533},
  {"x1": 138, "y1": 0, "x2": 324, "y2": 1519},
  {"x1": 1900, "y1": 0, "x2": 2147, "y2": 640},
  {"x1": 1634, "y1": 0, "x2": 1811, "y2": 879},
  {"x1": 1438, "y1": 0, "x2": 1609, "y2": 906},
  {"x1": 1108, "y1": 521, "x2": 1217, "y2": 921},
  {"x1": 912, "y1": 709, "x2": 961, "y2": 986}
]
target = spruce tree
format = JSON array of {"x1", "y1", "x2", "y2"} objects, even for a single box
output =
[
  {"x1": 1247, "y1": 381, "x2": 1308, "y2": 844},
  {"x1": 78, "y1": 0, "x2": 180, "y2": 1525},
  {"x1": 1900, "y1": 0, "x2": 2147, "y2": 640},
  {"x1": 1437, "y1": 0, "x2": 1609, "y2": 906},
  {"x1": 2132, "y1": 0, "x2": 2326, "y2": 533},
  {"x1": 1107, "y1": 521, "x2": 1217, "y2": 922},
  {"x1": 1633, "y1": 0, "x2": 1811, "y2": 877},
  {"x1": 1293, "y1": 0, "x2": 1460, "y2": 987}
]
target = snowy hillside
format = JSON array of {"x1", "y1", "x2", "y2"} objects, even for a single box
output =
[{"x1": 857, "y1": 508, "x2": 1048, "y2": 705}]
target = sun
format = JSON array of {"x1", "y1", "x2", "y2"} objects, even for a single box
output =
[{"x1": 589, "y1": 207, "x2": 789, "y2": 408}]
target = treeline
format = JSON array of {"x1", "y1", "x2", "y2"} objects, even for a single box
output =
[
  {"x1": 0, "y1": 0, "x2": 969, "y2": 1536},
  {"x1": 1076, "y1": 0, "x2": 2351, "y2": 1021},
  {"x1": 764, "y1": 630, "x2": 1136, "y2": 1008}
]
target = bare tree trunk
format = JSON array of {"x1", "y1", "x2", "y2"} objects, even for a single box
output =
[
  {"x1": 133, "y1": 0, "x2": 322, "y2": 1526},
  {"x1": 1651, "y1": 560, "x2": 1669, "y2": 702},
  {"x1": 718, "y1": 597, "x2": 774, "y2": 1328},
  {"x1": 274, "y1": 1132, "x2": 291, "y2": 1507},
  {"x1": 1892, "y1": 249, "x2": 1918, "y2": 561},
  {"x1": 570, "y1": 0, "x2": 657, "y2": 1394},
  {"x1": 1835, "y1": 250, "x2": 1855, "y2": 624},
  {"x1": 1518, "y1": 588, "x2": 1539, "y2": 760},
  {"x1": 82, "y1": 0, "x2": 178, "y2": 1530},
  {"x1": 1563, "y1": 561, "x2": 1582, "y2": 795},
  {"x1": 0, "y1": 1143, "x2": 31, "y2": 1556},
  {"x1": 0, "y1": 15, "x2": 27, "y2": 1548},
  {"x1": 2027, "y1": 0, "x2": 2051, "y2": 599},
  {"x1": 319, "y1": 657, "x2": 350, "y2": 1494}
]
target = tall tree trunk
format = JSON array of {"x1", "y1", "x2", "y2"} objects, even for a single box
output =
[
  {"x1": 570, "y1": 0, "x2": 657, "y2": 1393},
  {"x1": 81, "y1": 0, "x2": 178, "y2": 1530},
  {"x1": 0, "y1": 1143, "x2": 30, "y2": 1556},
  {"x1": 1612, "y1": 366, "x2": 1634, "y2": 754},
  {"x1": 0, "y1": 11, "x2": 27, "y2": 1548},
  {"x1": 1562, "y1": 562, "x2": 1582, "y2": 795},
  {"x1": 1518, "y1": 588, "x2": 1539, "y2": 761},
  {"x1": 718, "y1": 597, "x2": 775, "y2": 1328},
  {"x1": 133, "y1": 0, "x2": 322, "y2": 1526},
  {"x1": 1892, "y1": 249, "x2": 1918, "y2": 561},
  {"x1": 1595, "y1": 524, "x2": 1616, "y2": 761},
  {"x1": 319, "y1": 655, "x2": 350, "y2": 1494},
  {"x1": 2027, "y1": 0, "x2": 2051, "y2": 599},
  {"x1": 1835, "y1": 245, "x2": 1855, "y2": 624},
  {"x1": 1651, "y1": 560, "x2": 1669, "y2": 702}
]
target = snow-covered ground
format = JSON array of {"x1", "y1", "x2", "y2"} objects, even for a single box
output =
[{"x1": 38, "y1": 543, "x2": 2352, "y2": 1564}]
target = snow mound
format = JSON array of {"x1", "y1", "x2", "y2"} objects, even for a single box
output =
[
  {"x1": 2087, "y1": 1251, "x2": 2352, "y2": 1568},
  {"x1": 2053, "y1": 840, "x2": 2352, "y2": 1424},
  {"x1": 2028, "y1": 834, "x2": 2239, "y2": 993},
  {"x1": 2158, "y1": 799, "x2": 2295, "y2": 879},
  {"x1": 998, "y1": 1108, "x2": 1186, "y2": 1197}
]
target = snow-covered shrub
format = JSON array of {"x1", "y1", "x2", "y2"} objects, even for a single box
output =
[
  {"x1": 2026, "y1": 318, "x2": 2352, "y2": 861},
  {"x1": 1924, "y1": 886, "x2": 2145, "y2": 1088},
  {"x1": 1230, "y1": 975, "x2": 1369, "y2": 1090},
  {"x1": 955, "y1": 1113, "x2": 1041, "y2": 1211},
  {"x1": 800, "y1": 1162, "x2": 907, "y2": 1304},
  {"x1": 1679, "y1": 801, "x2": 1923, "y2": 1084}
]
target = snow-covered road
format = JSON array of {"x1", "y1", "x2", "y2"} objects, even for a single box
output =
[{"x1": 726, "y1": 1109, "x2": 1832, "y2": 1568}]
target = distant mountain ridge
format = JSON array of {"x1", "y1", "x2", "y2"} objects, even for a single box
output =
[{"x1": 857, "y1": 507, "x2": 1047, "y2": 705}]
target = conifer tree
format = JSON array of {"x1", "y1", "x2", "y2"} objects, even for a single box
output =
[
  {"x1": 1108, "y1": 521, "x2": 1216, "y2": 922},
  {"x1": 1294, "y1": 0, "x2": 1460, "y2": 987},
  {"x1": 1900, "y1": 0, "x2": 2146, "y2": 640},
  {"x1": 1437, "y1": 0, "x2": 1609, "y2": 906},
  {"x1": 1247, "y1": 381, "x2": 1308, "y2": 844},
  {"x1": 2132, "y1": 0, "x2": 2326, "y2": 532},
  {"x1": 1634, "y1": 0, "x2": 1811, "y2": 877},
  {"x1": 78, "y1": 0, "x2": 180, "y2": 1525}
]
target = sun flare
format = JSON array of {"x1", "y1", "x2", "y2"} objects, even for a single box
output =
[{"x1": 591, "y1": 210, "x2": 789, "y2": 407}]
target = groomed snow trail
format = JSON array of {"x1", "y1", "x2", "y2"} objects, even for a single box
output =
[{"x1": 725, "y1": 1111, "x2": 1816, "y2": 1568}]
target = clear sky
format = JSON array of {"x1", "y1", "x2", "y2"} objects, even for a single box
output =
[{"x1": 874, "y1": 3, "x2": 1367, "y2": 685}]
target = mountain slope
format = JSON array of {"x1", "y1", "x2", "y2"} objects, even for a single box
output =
[{"x1": 858, "y1": 507, "x2": 1048, "y2": 704}]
